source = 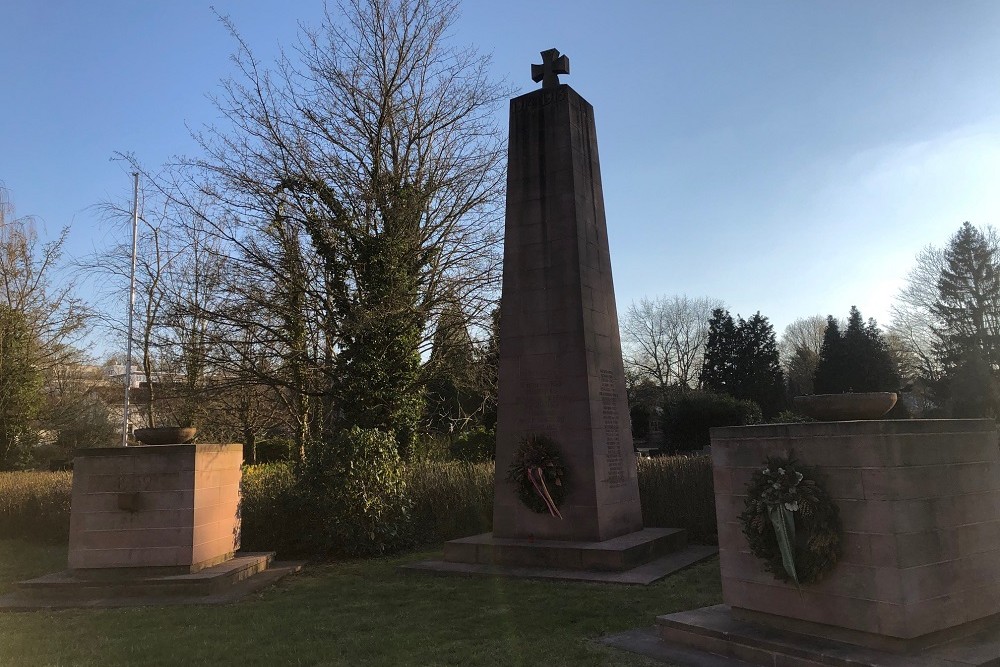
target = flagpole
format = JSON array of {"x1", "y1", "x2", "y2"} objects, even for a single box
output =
[{"x1": 122, "y1": 172, "x2": 139, "y2": 447}]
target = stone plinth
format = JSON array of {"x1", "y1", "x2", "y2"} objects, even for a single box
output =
[
  {"x1": 710, "y1": 419, "x2": 1000, "y2": 646},
  {"x1": 445, "y1": 527, "x2": 687, "y2": 571},
  {"x1": 492, "y1": 83, "x2": 642, "y2": 543},
  {"x1": 69, "y1": 444, "x2": 243, "y2": 574}
]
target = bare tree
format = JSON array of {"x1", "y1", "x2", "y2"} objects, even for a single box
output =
[
  {"x1": 888, "y1": 244, "x2": 946, "y2": 384},
  {"x1": 621, "y1": 295, "x2": 723, "y2": 392},
  {"x1": 82, "y1": 180, "x2": 191, "y2": 430},
  {"x1": 779, "y1": 315, "x2": 827, "y2": 396},
  {"x1": 779, "y1": 316, "x2": 827, "y2": 363}
]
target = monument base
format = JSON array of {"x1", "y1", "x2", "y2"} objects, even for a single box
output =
[
  {"x1": 0, "y1": 552, "x2": 303, "y2": 610},
  {"x1": 402, "y1": 528, "x2": 717, "y2": 585},
  {"x1": 630, "y1": 604, "x2": 1000, "y2": 666}
]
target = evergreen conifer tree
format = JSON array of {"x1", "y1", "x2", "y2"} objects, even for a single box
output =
[
  {"x1": 700, "y1": 309, "x2": 738, "y2": 394},
  {"x1": 735, "y1": 312, "x2": 786, "y2": 417},
  {"x1": 700, "y1": 309, "x2": 784, "y2": 417},
  {"x1": 930, "y1": 222, "x2": 1000, "y2": 416},
  {"x1": 813, "y1": 317, "x2": 845, "y2": 393},
  {"x1": 813, "y1": 308, "x2": 899, "y2": 393},
  {"x1": 931, "y1": 222, "x2": 1000, "y2": 371}
]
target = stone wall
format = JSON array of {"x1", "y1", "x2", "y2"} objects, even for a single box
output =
[
  {"x1": 712, "y1": 419, "x2": 1000, "y2": 640},
  {"x1": 68, "y1": 443, "x2": 242, "y2": 573}
]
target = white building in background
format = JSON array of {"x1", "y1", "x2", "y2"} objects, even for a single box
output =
[{"x1": 103, "y1": 366, "x2": 186, "y2": 389}]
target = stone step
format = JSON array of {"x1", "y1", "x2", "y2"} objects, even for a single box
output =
[
  {"x1": 16, "y1": 552, "x2": 275, "y2": 600},
  {"x1": 444, "y1": 527, "x2": 688, "y2": 571},
  {"x1": 655, "y1": 605, "x2": 1000, "y2": 667},
  {"x1": 404, "y1": 544, "x2": 717, "y2": 585}
]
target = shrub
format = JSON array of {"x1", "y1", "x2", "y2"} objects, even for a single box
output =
[
  {"x1": 409, "y1": 433, "x2": 452, "y2": 463},
  {"x1": 630, "y1": 404, "x2": 651, "y2": 440},
  {"x1": 663, "y1": 391, "x2": 762, "y2": 451},
  {"x1": 638, "y1": 455, "x2": 716, "y2": 544},
  {"x1": 770, "y1": 410, "x2": 814, "y2": 424},
  {"x1": 0, "y1": 449, "x2": 720, "y2": 558},
  {"x1": 406, "y1": 461, "x2": 494, "y2": 544},
  {"x1": 238, "y1": 462, "x2": 298, "y2": 553},
  {"x1": 253, "y1": 439, "x2": 294, "y2": 464},
  {"x1": 448, "y1": 428, "x2": 495, "y2": 462},
  {"x1": 295, "y1": 427, "x2": 413, "y2": 558},
  {"x1": 0, "y1": 471, "x2": 71, "y2": 543}
]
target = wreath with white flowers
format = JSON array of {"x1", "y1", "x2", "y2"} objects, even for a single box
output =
[
  {"x1": 738, "y1": 454, "x2": 842, "y2": 585},
  {"x1": 506, "y1": 434, "x2": 567, "y2": 518}
]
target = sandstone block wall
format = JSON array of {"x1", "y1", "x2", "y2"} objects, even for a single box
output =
[
  {"x1": 712, "y1": 419, "x2": 1000, "y2": 639},
  {"x1": 69, "y1": 443, "x2": 243, "y2": 573}
]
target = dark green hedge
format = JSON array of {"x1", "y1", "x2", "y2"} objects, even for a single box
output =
[
  {"x1": 0, "y1": 453, "x2": 718, "y2": 554},
  {"x1": 663, "y1": 391, "x2": 762, "y2": 451}
]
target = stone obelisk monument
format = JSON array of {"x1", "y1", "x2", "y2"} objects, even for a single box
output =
[
  {"x1": 409, "y1": 50, "x2": 714, "y2": 582},
  {"x1": 491, "y1": 49, "x2": 643, "y2": 542}
]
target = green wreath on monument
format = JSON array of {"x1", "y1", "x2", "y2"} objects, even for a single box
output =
[
  {"x1": 738, "y1": 454, "x2": 843, "y2": 585},
  {"x1": 506, "y1": 434, "x2": 567, "y2": 519}
]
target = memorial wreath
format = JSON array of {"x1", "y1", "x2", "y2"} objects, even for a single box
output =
[
  {"x1": 738, "y1": 453, "x2": 842, "y2": 585},
  {"x1": 507, "y1": 434, "x2": 567, "y2": 519}
]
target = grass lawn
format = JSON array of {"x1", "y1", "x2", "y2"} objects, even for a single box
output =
[{"x1": 0, "y1": 539, "x2": 721, "y2": 666}]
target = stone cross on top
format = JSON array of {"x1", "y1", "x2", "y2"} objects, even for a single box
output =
[{"x1": 531, "y1": 48, "x2": 570, "y2": 88}]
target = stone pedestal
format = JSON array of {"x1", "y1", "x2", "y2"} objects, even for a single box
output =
[
  {"x1": 655, "y1": 419, "x2": 1000, "y2": 664},
  {"x1": 69, "y1": 443, "x2": 243, "y2": 574},
  {"x1": 0, "y1": 443, "x2": 301, "y2": 610}
]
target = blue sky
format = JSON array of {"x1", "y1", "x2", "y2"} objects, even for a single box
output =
[{"x1": 3, "y1": 0, "x2": 1000, "y2": 341}]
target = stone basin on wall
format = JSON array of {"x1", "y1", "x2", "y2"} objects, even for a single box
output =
[
  {"x1": 793, "y1": 392, "x2": 897, "y2": 421},
  {"x1": 133, "y1": 427, "x2": 197, "y2": 445}
]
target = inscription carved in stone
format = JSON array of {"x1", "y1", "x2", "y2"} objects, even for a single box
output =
[
  {"x1": 512, "y1": 87, "x2": 568, "y2": 112},
  {"x1": 599, "y1": 369, "x2": 625, "y2": 488}
]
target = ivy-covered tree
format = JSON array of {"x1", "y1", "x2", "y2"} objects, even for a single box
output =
[
  {"x1": 700, "y1": 309, "x2": 785, "y2": 418},
  {"x1": 0, "y1": 306, "x2": 42, "y2": 469},
  {"x1": 0, "y1": 187, "x2": 88, "y2": 468},
  {"x1": 135, "y1": 0, "x2": 509, "y2": 460},
  {"x1": 813, "y1": 307, "x2": 899, "y2": 394}
]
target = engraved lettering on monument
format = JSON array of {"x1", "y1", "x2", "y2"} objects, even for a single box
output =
[{"x1": 600, "y1": 369, "x2": 625, "y2": 488}]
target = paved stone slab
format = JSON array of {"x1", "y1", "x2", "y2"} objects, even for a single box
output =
[
  {"x1": 400, "y1": 544, "x2": 716, "y2": 585},
  {"x1": 600, "y1": 627, "x2": 754, "y2": 666}
]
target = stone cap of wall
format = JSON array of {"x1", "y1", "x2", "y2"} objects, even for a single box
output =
[
  {"x1": 710, "y1": 419, "x2": 996, "y2": 440},
  {"x1": 73, "y1": 443, "x2": 243, "y2": 457}
]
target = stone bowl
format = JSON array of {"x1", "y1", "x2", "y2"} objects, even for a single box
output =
[
  {"x1": 133, "y1": 426, "x2": 197, "y2": 445},
  {"x1": 792, "y1": 393, "x2": 897, "y2": 421}
]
